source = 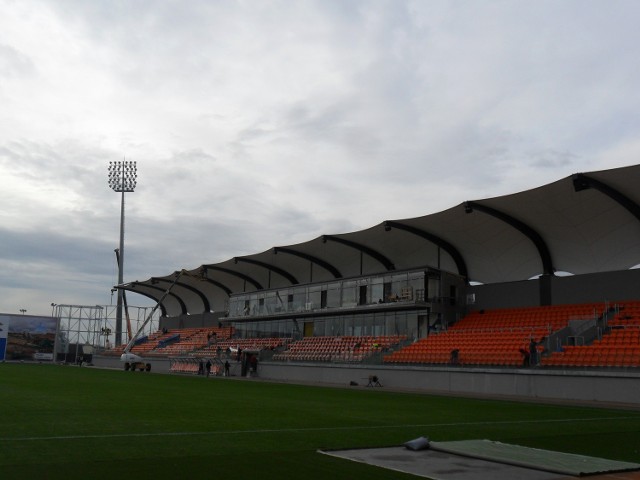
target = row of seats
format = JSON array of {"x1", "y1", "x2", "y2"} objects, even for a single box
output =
[
  {"x1": 169, "y1": 359, "x2": 201, "y2": 374},
  {"x1": 273, "y1": 335, "x2": 406, "y2": 363},
  {"x1": 194, "y1": 337, "x2": 286, "y2": 358},
  {"x1": 385, "y1": 351, "x2": 524, "y2": 366},
  {"x1": 169, "y1": 358, "x2": 229, "y2": 375}
]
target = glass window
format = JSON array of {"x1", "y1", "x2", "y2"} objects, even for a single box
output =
[
  {"x1": 313, "y1": 318, "x2": 326, "y2": 336},
  {"x1": 383, "y1": 281, "x2": 392, "y2": 302},
  {"x1": 292, "y1": 289, "x2": 306, "y2": 312},
  {"x1": 287, "y1": 293, "x2": 294, "y2": 312},
  {"x1": 308, "y1": 285, "x2": 321, "y2": 311},
  {"x1": 374, "y1": 312, "x2": 386, "y2": 336},
  {"x1": 247, "y1": 294, "x2": 259, "y2": 316},
  {"x1": 326, "y1": 283, "x2": 341, "y2": 308},
  {"x1": 274, "y1": 290, "x2": 287, "y2": 313},
  {"x1": 427, "y1": 276, "x2": 439, "y2": 302},
  {"x1": 386, "y1": 312, "x2": 404, "y2": 336},
  {"x1": 370, "y1": 277, "x2": 384, "y2": 304},
  {"x1": 340, "y1": 315, "x2": 360, "y2": 335},
  {"x1": 331, "y1": 316, "x2": 344, "y2": 336},
  {"x1": 358, "y1": 285, "x2": 368, "y2": 305},
  {"x1": 342, "y1": 281, "x2": 358, "y2": 308},
  {"x1": 362, "y1": 314, "x2": 374, "y2": 336},
  {"x1": 407, "y1": 271, "x2": 425, "y2": 301},
  {"x1": 390, "y1": 273, "x2": 408, "y2": 299},
  {"x1": 264, "y1": 291, "x2": 277, "y2": 315},
  {"x1": 406, "y1": 311, "x2": 419, "y2": 341},
  {"x1": 228, "y1": 297, "x2": 241, "y2": 317}
]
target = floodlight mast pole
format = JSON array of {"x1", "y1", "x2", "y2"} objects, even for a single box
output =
[{"x1": 108, "y1": 160, "x2": 137, "y2": 346}]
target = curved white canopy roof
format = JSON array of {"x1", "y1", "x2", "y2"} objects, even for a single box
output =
[{"x1": 119, "y1": 164, "x2": 640, "y2": 317}]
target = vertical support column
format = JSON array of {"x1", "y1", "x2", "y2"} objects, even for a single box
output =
[
  {"x1": 116, "y1": 190, "x2": 125, "y2": 346},
  {"x1": 539, "y1": 274, "x2": 552, "y2": 306}
]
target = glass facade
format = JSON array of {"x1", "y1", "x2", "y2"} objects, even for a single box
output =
[
  {"x1": 231, "y1": 310, "x2": 421, "y2": 340},
  {"x1": 226, "y1": 268, "x2": 466, "y2": 340}
]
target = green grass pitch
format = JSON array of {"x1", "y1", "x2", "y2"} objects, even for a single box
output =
[{"x1": 1, "y1": 363, "x2": 639, "y2": 479}]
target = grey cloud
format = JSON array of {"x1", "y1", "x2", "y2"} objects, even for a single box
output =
[
  {"x1": 528, "y1": 150, "x2": 578, "y2": 169},
  {"x1": 0, "y1": 43, "x2": 35, "y2": 77},
  {"x1": 0, "y1": 226, "x2": 113, "y2": 278}
]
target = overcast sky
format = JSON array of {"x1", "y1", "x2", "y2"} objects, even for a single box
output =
[{"x1": 1, "y1": 0, "x2": 639, "y2": 316}]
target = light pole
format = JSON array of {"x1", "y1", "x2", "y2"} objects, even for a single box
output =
[
  {"x1": 108, "y1": 160, "x2": 137, "y2": 346},
  {"x1": 19, "y1": 309, "x2": 26, "y2": 315}
]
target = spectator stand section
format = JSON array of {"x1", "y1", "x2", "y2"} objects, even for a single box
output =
[
  {"x1": 104, "y1": 300, "x2": 640, "y2": 372},
  {"x1": 542, "y1": 301, "x2": 640, "y2": 368},
  {"x1": 384, "y1": 301, "x2": 640, "y2": 369}
]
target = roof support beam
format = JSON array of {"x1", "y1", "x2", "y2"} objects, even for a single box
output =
[
  {"x1": 233, "y1": 257, "x2": 298, "y2": 287},
  {"x1": 198, "y1": 274, "x2": 232, "y2": 297},
  {"x1": 273, "y1": 246, "x2": 342, "y2": 279},
  {"x1": 573, "y1": 173, "x2": 640, "y2": 222},
  {"x1": 464, "y1": 201, "x2": 555, "y2": 276},
  {"x1": 322, "y1": 235, "x2": 395, "y2": 273},
  {"x1": 384, "y1": 220, "x2": 469, "y2": 282},
  {"x1": 151, "y1": 277, "x2": 211, "y2": 313},
  {"x1": 144, "y1": 281, "x2": 188, "y2": 314},
  {"x1": 116, "y1": 287, "x2": 168, "y2": 317},
  {"x1": 202, "y1": 265, "x2": 263, "y2": 291},
  {"x1": 118, "y1": 282, "x2": 187, "y2": 316}
]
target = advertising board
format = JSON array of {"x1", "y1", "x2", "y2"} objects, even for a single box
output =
[{"x1": 0, "y1": 314, "x2": 58, "y2": 361}]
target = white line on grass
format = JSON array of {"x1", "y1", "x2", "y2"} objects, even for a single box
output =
[{"x1": 2, "y1": 416, "x2": 639, "y2": 442}]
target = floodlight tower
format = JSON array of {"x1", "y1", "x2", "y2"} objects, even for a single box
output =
[{"x1": 108, "y1": 160, "x2": 137, "y2": 346}]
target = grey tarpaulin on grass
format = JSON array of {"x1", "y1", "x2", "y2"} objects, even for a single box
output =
[
  {"x1": 429, "y1": 439, "x2": 640, "y2": 476},
  {"x1": 320, "y1": 446, "x2": 571, "y2": 480}
]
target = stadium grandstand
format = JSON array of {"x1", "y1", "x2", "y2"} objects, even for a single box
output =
[{"x1": 96, "y1": 164, "x2": 640, "y2": 406}]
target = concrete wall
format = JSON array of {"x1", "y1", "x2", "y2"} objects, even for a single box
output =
[
  {"x1": 550, "y1": 269, "x2": 640, "y2": 305},
  {"x1": 469, "y1": 269, "x2": 640, "y2": 311},
  {"x1": 91, "y1": 354, "x2": 640, "y2": 407},
  {"x1": 469, "y1": 279, "x2": 540, "y2": 310},
  {"x1": 258, "y1": 362, "x2": 640, "y2": 407}
]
